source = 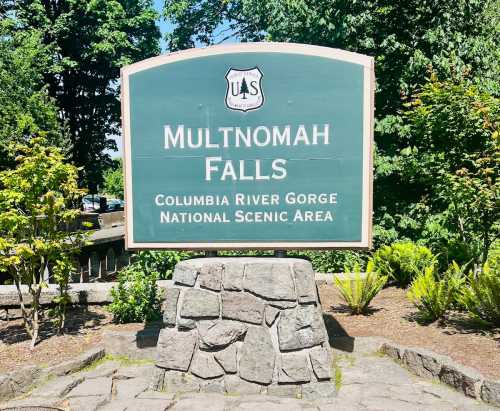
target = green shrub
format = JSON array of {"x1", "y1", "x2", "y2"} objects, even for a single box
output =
[
  {"x1": 301, "y1": 250, "x2": 368, "y2": 273},
  {"x1": 460, "y1": 262, "x2": 500, "y2": 326},
  {"x1": 109, "y1": 265, "x2": 162, "y2": 323},
  {"x1": 371, "y1": 241, "x2": 436, "y2": 286},
  {"x1": 131, "y1": 250, "x2": 191, "y2": 280},
  {"x1": 334, "y1": 262, "x2": 388, "y2": 314},
  {"x1": 407, "y1": 264, "x2": 464, "y2": 322}
]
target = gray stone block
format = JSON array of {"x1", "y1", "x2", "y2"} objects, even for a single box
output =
[
  {"x1": 225, "y1": 374, "x2": 262, "y2": 394},
  {"x1": 221, "y1": 291, "x2": 265, "y2": 324},
  {"x1": 190, "y1": 350, "x2": 225, "y2": 379},
  {"x1": 380, "y1": 342, "x2": 405, "y2": 361},
  {"x1": 278, "y1": 305, "x2": 325, "y2": 351},
  {"x1": 214, "y1": 344, "x2": 237, "y2": 374},
  {"x1": 402, "y1": 348, "x2": 451, "y2": 379},
  {"x1": 222, "y1": 262, "x2": 245, "y2": 290},
  {"x1": 293, "y1": 261, "x2": 317, "y2": 304},
  {"x1": 481, "y1": 379, "x2": 500, "y2": 407},
  {"x1": 31, "y1": 375, "x2": 84, "y2": 398},
  {"x1": 148, "y1": 366, "x2": 165, "y2": 391},
  {"x1": 199, "y1": 263, "x2": 223, "y2": 291},
  {"x1": 163, "y1": 288, "x2": 180, "y2": 327},
  {"x1": 439, "y1": 362, "x2": 483, "y2": 398},
  {"x1": 302, "y1": 382, "x2": 337, "y2": 400},
  {"x1": 265, "y1": 305, "x2": 280, "y2": 326},
  {"x1": 114, "y1": 377, "x2": 149, "y2": 399},
  {"x1": 162, "y1": 370, "x2": 200, "y2": 393},
  {"x1": 309, "y1": 347, "x2": 332, "y2": 380},
  {"x1": 198, "y1": 320, "x2": 247, "y2": 349},
  {"x1": 267, "y1": 383, "x2": 301, "y2": 398},
  {"x1": 180, "y1": 288, "x2": 220, "y2": 319},
  {"x1": 244, "y1": 263, "x2": 296, "y2": 301},
  {"x1": 173, "y1": 263, "x2": 199, "y2": 286},
  {"x1": 278, "y1": 353, "x2": 310, "y2": 383},
  {"x1": 102, "y1": 330, "x2": 157, "y2": 360},
  {"x1": 66, "y1": 376, "x2": 112, "y2": 397},
  {"x1": 239, "y1": 326, "x2": 275, "y2": 384},
  {"x1": 195, "y1": 376, "x2": 226, "y2": 393},
  {"x1": 178, "y1": 317, "x2": 196, "y2": 330},
  {"x1": 47, "y1": 346, "x2": 106, "y2": 376},
  {"x1": 156, "y1": 328, "x2": 197, "y2": 371}
]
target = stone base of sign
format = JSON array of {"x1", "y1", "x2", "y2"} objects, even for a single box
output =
[{"x1": 151, "y1": 257, "x2": 335, "y2": 399}]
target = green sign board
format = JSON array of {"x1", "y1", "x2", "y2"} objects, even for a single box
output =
[{"x1": 121, "y1": 43, "x2": 374, "y2": 249}]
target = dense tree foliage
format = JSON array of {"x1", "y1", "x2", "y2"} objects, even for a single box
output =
[
  {"x1": 6, "y1": 0, "x2": 160, "y2": 188},
  {"x1": 103, "y1": 159, "x2": 124, "y2": 199},
  {"x1": 163, "y1": 0, "x2": 500, "y2": 262},
  {"x1": 0, "y1": 18, "x2": 67, "y2": 169}
]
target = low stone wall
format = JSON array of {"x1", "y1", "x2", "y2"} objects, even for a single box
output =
[
  {"x1": 0, "y1": 275, "x2": 334, "y2": 309},
  {"x1": 0, "y1": 346, "x2": 105, "y2": 401},
  {"x1": 150, "y1": 258, "x2": 336, "y2": 400},
  {"x1": 380, "y1": 341, "x2": 500, "y2": 407}
]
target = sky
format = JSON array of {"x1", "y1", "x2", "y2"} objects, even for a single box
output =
[{"x1": 108, "y1": 0, "x2": 236, "y2": 158}]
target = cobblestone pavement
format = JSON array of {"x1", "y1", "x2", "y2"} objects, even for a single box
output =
[{"x1": 2, "y1": 339, "x2": 496, "y2": 411}]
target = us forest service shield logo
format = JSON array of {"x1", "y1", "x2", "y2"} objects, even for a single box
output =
[{"x1": 225, "y1": 67, "x2": 264, "y2": 112}]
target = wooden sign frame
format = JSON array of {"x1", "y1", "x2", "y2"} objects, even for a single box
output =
[{"x1": 121, "y1": 42, "x2": 374, "y2": 250}]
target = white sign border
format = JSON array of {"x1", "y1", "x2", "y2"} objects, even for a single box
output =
[{"x1": 121, "y1": 42, "x2": 374, "y2": 250}]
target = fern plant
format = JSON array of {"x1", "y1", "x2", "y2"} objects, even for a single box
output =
[
  {"x1": 407, "y1": 264, "x2": 464, "y2": 322},
  {"x1": 460, "y1": 262, "x2": 500, "y2": 326},
  {"x1": 334, "y1": 262, "x2": 388, "y2": 314}
]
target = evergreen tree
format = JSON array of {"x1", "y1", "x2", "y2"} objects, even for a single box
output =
[{"x1": 240, "y1": 77, "x2": 249, "y2": 99}]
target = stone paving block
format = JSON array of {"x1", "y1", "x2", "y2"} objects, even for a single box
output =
[
  {"x1": 199, "y1": 263, "x2": 223, "y2": 291},
  {"x1": 198, "y1": 320, "x2": 247, "y2": 349},
  {"x1": 163, "y1": 288, "x2": 180, "y2": 327},
  {"x1": 481, "y1": 379, "x2": 500, "y2": 407},
  {"x1": 137, "y1": 390, "x2": 175, "y2": 400},
  {"x1": 168, "y1": 393, "x2": 228, "y2": 411},
  {"x1": 267, "y1": 383, "x2": 301, "y2": 398},
  {"x1": 222, "y1": 262, "x2": 245, "y2": 290},
  {"x1": 156, "y1": 328, "x2": 197, "y2": 371},
  {"x1": 221, "y1": 291, "x2": 265, "y2": 324},
  {"x1": 66, "y1": 376, "x2": 112, "y2": 397},
  {"x1": 238, "y1": 326, "x2": 275, "y2": 384},
  {"x1": 244, "y1": 263, "x2": 296, "y2": 301},
  {"x1": 114, "y1": 364, "x2": 153, "y2": 380},
  {"x1": 178, "y1": 317, "x2": 196, "y2": 329},
  {"x1": 162, "y1": 370, "x2": 200, "y2": 393},
  {"x1": 173, "y1": 264, "x2": 199, "y2": 287},
  {"x1": 180, "y1": 288, "x2": 220, "y2": 318},
  {"x1": 301, "y1": 382, "x2": 336, "y2": 400},
  {"x1": 114, "y1": 377, "x2": 149, "y2": 399},
  {"x1": 82, "y1": 360, "x2": 121, "y2": 379},
  {"x1": 67, "y1": 395, "x2": 108, "y2": 411}
]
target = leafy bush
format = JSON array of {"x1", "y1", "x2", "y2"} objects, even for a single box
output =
[
  {"x1": 301, "y1": 250, "x2": 368, "y2": 273},
  {"x1": 371, "y1": 241, "x2": 436, "y2": 286},
  {"x1": 460, "y1": 262, "x2": 500, "y2": 326},
  {"x1": 102, "y1": 159, "x2": 124, "y2": 199},
  {"x1": 131, "y1": 250, "x2": 191, "y2": 280},
  {"x1": 334, "y1": 262, "x2": 388, "y2": 315},
  {"x1": 109, "y1": 265, "x2": 162, "y2": 323},
  {"x1": 407, "y1": 264, "x2": 464, "y2": 322}
]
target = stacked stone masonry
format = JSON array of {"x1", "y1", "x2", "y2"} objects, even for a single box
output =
[{"x1": 151, "y1": 257, "x2": 336, "y2": 399}]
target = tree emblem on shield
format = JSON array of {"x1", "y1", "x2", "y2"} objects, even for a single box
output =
[{"x1": 225, "y1": 67, "x2": 264, "y2": 112}]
